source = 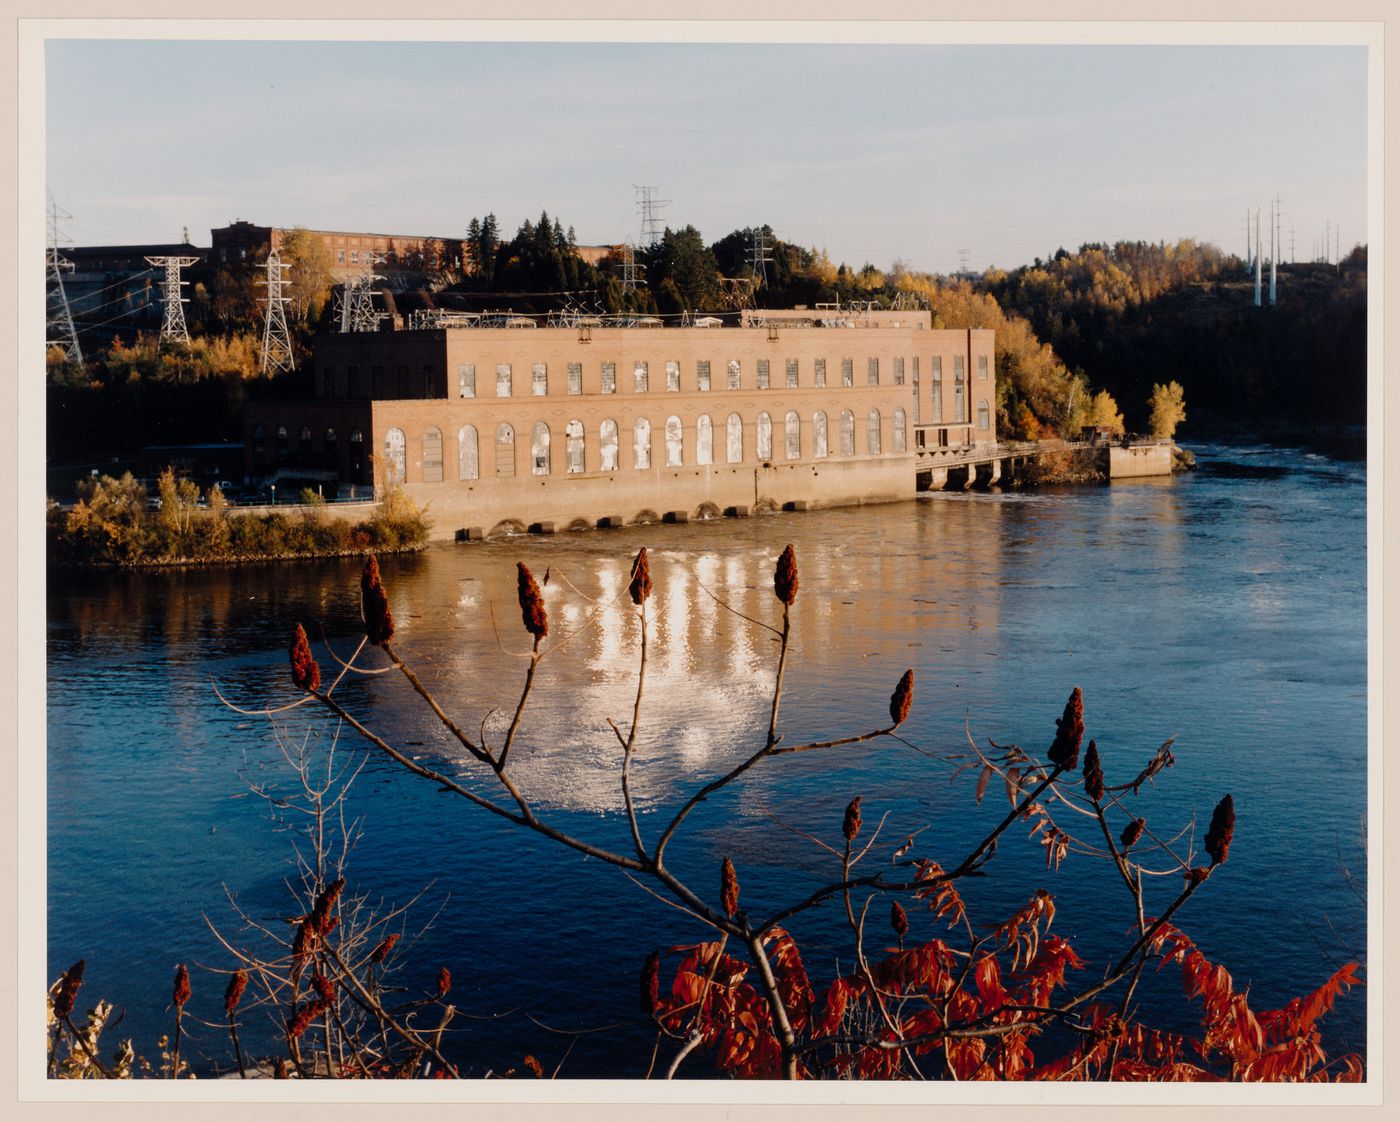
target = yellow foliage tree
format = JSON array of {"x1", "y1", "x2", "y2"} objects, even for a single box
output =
[
  {"x1": 1147, "y1": 381, "x2": 1187, "y2": 439},
  {"x1": 1087, "y1": 389, "x2": 1125, "y2": 434}
]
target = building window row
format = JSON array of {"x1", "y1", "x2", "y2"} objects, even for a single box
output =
[
  {"x1": 379, "y1": 408, "x2": 911, "y2": 483},
  {"x1": 438, "y1": 354, "x2": 983, "y2": 397}
]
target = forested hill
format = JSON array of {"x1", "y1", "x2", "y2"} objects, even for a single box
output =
[{"x1": 977, "y1": 241, "x2": 1367, "y2": 435}]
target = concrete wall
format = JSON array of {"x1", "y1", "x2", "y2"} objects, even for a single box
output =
[
  {"x1": 1108, "y1": 443, "x2": 1174, "y2": 478},
  {"x1": 398, "y1": 453, "x2": 916, "y2": 539}
]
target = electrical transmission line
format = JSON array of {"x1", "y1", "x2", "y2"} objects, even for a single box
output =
[
  {"x1": 341, "y1": 253, "x2": 387, "y2": 333},
  {"x1": 46, "y1": 191, "x2": 83, "y2": 368},
  {"x1": 258, "y1": 249, "x2": 295, "y2": 373},
  {"x1": 619, "y1": 239, "x2": 645, "y2": 294},
  {"x1": 145, "y1": 252, "x2": 200, "y2": 345},
  {"x1": 633, "y1": 184, "x2": 670, "y2": 247}
]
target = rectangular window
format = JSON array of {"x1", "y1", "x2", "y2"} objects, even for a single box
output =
[
  {"x1": 350, "y1": 249, "x2": 360, "y2": 264},
  {"x1": 814, "y1": 358, "x2": 827, "y2": 387},
  {"x1": 532, "y1": 362, "x2": 548, "y2": 396},
  {"x1": 727, "y1": 360, "x2": 741, "y2": 390},
  {"x1": 322, "y1": 369, "x2": 334, "y2": 398},
  {"x1": 602, "y1": 362, "x2": 616, "y2": 394},
  {"x1": 841, "y1": 358, "x2": 853, "y2": 387},
  {"x1": 757, "y1": 360, "x2": 770, "y2": 389},
  {"x1": 978, "y1": 354, "x2": 990, "y2": 381},
  {"x1": 867, "y1": 357, "x2": 880, "y2": 386},
  {"x1": 458, "y1": 364, "x2": 475, "y2": 399},
  {"x1": 336, "y1": 249, "x2": 345, "y2": 264},
  {"x1": 634, "y1": 361, "x2": 649, "y2": 393},
  {"x1": 786, "y1": 358, "x2": 799, "y2": 388},
  {"x1": 666, "y1": 360, "x2": 680, "y2": 391},
  {"x1": 348, "y1": 366, "x2": 360, "y2": 398},
  {"x1": 496, "y1": 363, "x2": 512, "y2": 397},
  {"x1": 931, "y1": 356, "x2": 943, "y2": 423},
  {"x1": 567, "y1": 362, "x2": 582, "y2": 395},
  {"x1": 894, "y1": 356, "x2": 905, "y2": 386},
  {"x1": 697, "y1": 360, "x2": 711, "y2": 392}
]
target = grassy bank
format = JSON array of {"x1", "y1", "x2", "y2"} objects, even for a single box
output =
[{"x1": 48, "y1": 471, "x2": 429, "y2": 568}]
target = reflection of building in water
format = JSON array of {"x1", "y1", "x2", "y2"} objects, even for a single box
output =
[{"x1": 243, "y1": 311, "x2": 997, "y2": 539}]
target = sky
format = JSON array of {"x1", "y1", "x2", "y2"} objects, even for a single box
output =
[{"x1": 43, "y1": 36, "x2": 1369, "y2": 274}]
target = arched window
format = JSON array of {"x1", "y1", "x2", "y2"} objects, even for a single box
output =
[
  {"x1": 726, "y1": 413, "x2": 743, "y2": 463},
  {"x1": 893, "y1": 408, "x2": 907, "y2": 453},
  {"x1": 566, "y1": 420, "x2": 585, "y2": 473},
  {"x1": 665, "y1": 415, "x2": 683, "y2": 467},
  {"x1": 813, "y1": 411, "x2": 828, "y2": 458},
  {"x1": 252, "y1": 423, "x2": 265, "y2": 453},
  {"x1": 299, "y1": 425, "x2": 313, "y2": 453},
  {"x1": 696, "y1": 414, "x2": 713, "y2": 465},
  {"x1": 756, "y1": 412, "x2": 772, "y2": 461},
  {"x1": 495, "y1": 423, "x2": 515, "y2": 478},
  {"x1": 458, "y1": 425, "x2": 479, "y2": 480},
  {"x1": 840, "y1": 410, "x2": 855, "y2": 456},
  {"x1": 385, "y1": 427, "x2": 406, "y2": 484},
  {"x1": 633, "y1": 417, "x2": 651, "y2": 469},
  {"x1": 784, "y1": 411, "x2": 800, "y2": 460},
  {"x1": 423, "y1": 426, "x2": 443, "y2": 482},
  {"x1": 867, "y1": 409, "x2": 882, "y2": 455},
  {"x1": 531, "y1": 421, "x2": 551, "y2": 475},
  {"x1": 276, "y1": 426, "x2": 289, "y2": 458},
  {"x1": 954, "y1": 359, "x2": 966, "y2": 421},
  {"x1": 600, "y1": 419, "x2": 619, "y2": 471},
  {"x1": 325, "y1": 427, "x2": 337, "y2": 444},
  {"x1": 324, "y1": 427, "x2": 338, "y2": 467},
  {"x1": 977, "y1": 399, "x2": 990, "y2": 431}
]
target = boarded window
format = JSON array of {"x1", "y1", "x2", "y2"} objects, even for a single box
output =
[
  {"x1": 458, "y1": 425, "x2": 478, "y2": 480},
  {"x1": 727, "y1": 360, "x2": 741, "y2": 390},
  {"x1": 458, "y1": 364, "x2": 476, "y2": 398},
  {"x1": 840, "y1": 410, "x2": 855, "y2": 456},
  {"x1": 786, "y1": 358, "x2": 799, "y2": 388},
  {"x1": 665, "y1": 415, "x2": 682, "y2": 466},
  {"x1": 757, "y1": 360, "x2": 770, "y2": 390},
  {"x1": 784, "y1": 411, "x2": 800, "y2": 459},
  {"x1": 666, "y1": 360, "x2": 680, "y2": 392},
  {"x1": 867, "y1": 409, "x2": 882, "y2": 455},
  {"x1": 868, "y1": 357, "x2": 880, "y2": 386},
  {"x1": 634, "y1": 361, "x2": 649, "y2": 393},
  {"x1": 385, "y1": 427, "x2": 406, "y2": 483},
  {"x1": 566, "y1": 420, "x2": 585, "y2": 473},
  {"x1": 696, "y1": 414, "x2": 713, "y2": 465},
  {"x1": 726, "y1": 413, "x2": 743, "y2": 463},
  {"x1": 894, "y1": 356, "x2": 905, "y2": 386},
  {"x1": 423, "y1": 426, "x2": 443, "y2": 482},
  {"x1": 813, "y1": 411, "x2": 828, "y2": 458},
  {"x1": 932, "y1": 356, "x2": 943, "y2": 423},
  {"x1": 697, "y1": 360, "x2": 711, "y2": 391},
  {"x1": 633, "y1": 417, "x2": 651, "y2": 468},
  {"x1": 977, "y1": 399, "x2": 990, "y2": 431},
  {"x1": 814, "y1": 358, "x2": 827, "y2": 387},
  {"x1": 955, "y1": 360, "x2": 966, "y2": 422},
  {"x1": 756, "y1": 412, "x2": 772, "y2": 460},
  {"x1": 532, "y1": 363, "x2": 548, "y2": 396},
  {"x1": 567, "y1": 362, "x2": 582, "y2": 395},
  {"x1": 495, "y1": 423, "x2": 515, "y2": 477},
  {"x1": 841, "y1": 358, "x2": 853, "y2": 387},
  {"x1": 496, "y1": 363, "x2": 512, "y2": 397},
  {"x1": 978, "y1": 354, "x2": 989, "y2": 381},
  {"x1": 532, "y1": 421, "x2": 551, "y2": 475},
  {"x1": 600, "y1": 419, "x2": 619, "y2": 471},
  {"x1": 893, "y1": 409, "x2": 907, "y2": 453},
  {"x1": 601, "y1": 362, "x2": 617, "y2": 394}
]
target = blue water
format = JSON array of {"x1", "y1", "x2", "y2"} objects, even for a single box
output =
[{"x1": 46, "y1": 443, "x2": 1367, "y2": 1077}]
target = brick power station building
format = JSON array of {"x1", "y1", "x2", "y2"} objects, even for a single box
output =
[{"x1": 244, "y1": 310, "x2": 997, "y2": 540}]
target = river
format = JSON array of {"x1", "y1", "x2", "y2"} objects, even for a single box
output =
[{"x1": 46, "y1": 441, "x2": 1368, "y2": 1078}]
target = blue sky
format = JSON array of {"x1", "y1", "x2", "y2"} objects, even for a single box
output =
[{"x1": 44, "y1": 38, "x2": 1368, "y2": 273}]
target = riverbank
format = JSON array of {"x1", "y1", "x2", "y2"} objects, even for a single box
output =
[{"x1": 47, "y1": 474, "x2": 429, "y2": 569}]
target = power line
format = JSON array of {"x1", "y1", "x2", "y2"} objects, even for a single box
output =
[
  {"x1": 633, "y1": 184, "x2": 670, "y2": 247},
  {"x1": 258, "y1": 249, "x2": 295, "y2": 374},
  {"x1": 46, "y1": 190, "x2": 83, "y2": 368},
  {"x1": 145, "y1": 254, "x2": 200, "y2": 344}
]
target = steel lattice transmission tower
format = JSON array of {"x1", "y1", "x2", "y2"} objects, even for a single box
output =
[
  {"x1": 633, "y1": 184, "x2": 670, "y2": 247},
  {"x1": 145, "y1": 253, "x2": 200, "y2": 344},
  {"x1": 257, "y1": 249, "x2": 295, "y2": 373},
  {"x1": 746, "y1": 225, "x2": 773, "y2": 288},
  {"x1": 341, "y1": 253, "x2": 387, "y2": 333},
  {"x1": 46, "y1": 191, "x2": 83, "y2": 368},
  {"x1": 620, "y1": 239, "x2": 645, "y2": 295}
]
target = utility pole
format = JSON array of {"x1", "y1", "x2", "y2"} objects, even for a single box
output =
[
  {"x1": 46, "y1": 190, "x2": 83, "y2": 369},
  {"x1": 1245, "y1": 209, "x2": 1251, "y2": 270},
  {"x1": 257, "y1": 249, "x2": 295, "y2": 373},
  {"x1": 1269, "y1": 196, "x2": 1277, "y2": 306},
  {"x1": 146, "y1": 254, "x2": 200, "y2": 344},
  {"x1": 1253, "y1": 210, "x2": 1262, "y2": 307}
]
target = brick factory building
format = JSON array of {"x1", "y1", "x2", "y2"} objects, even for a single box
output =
[{"x1": 243, "y1": 310, "x2": 997, "y2": 540}]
